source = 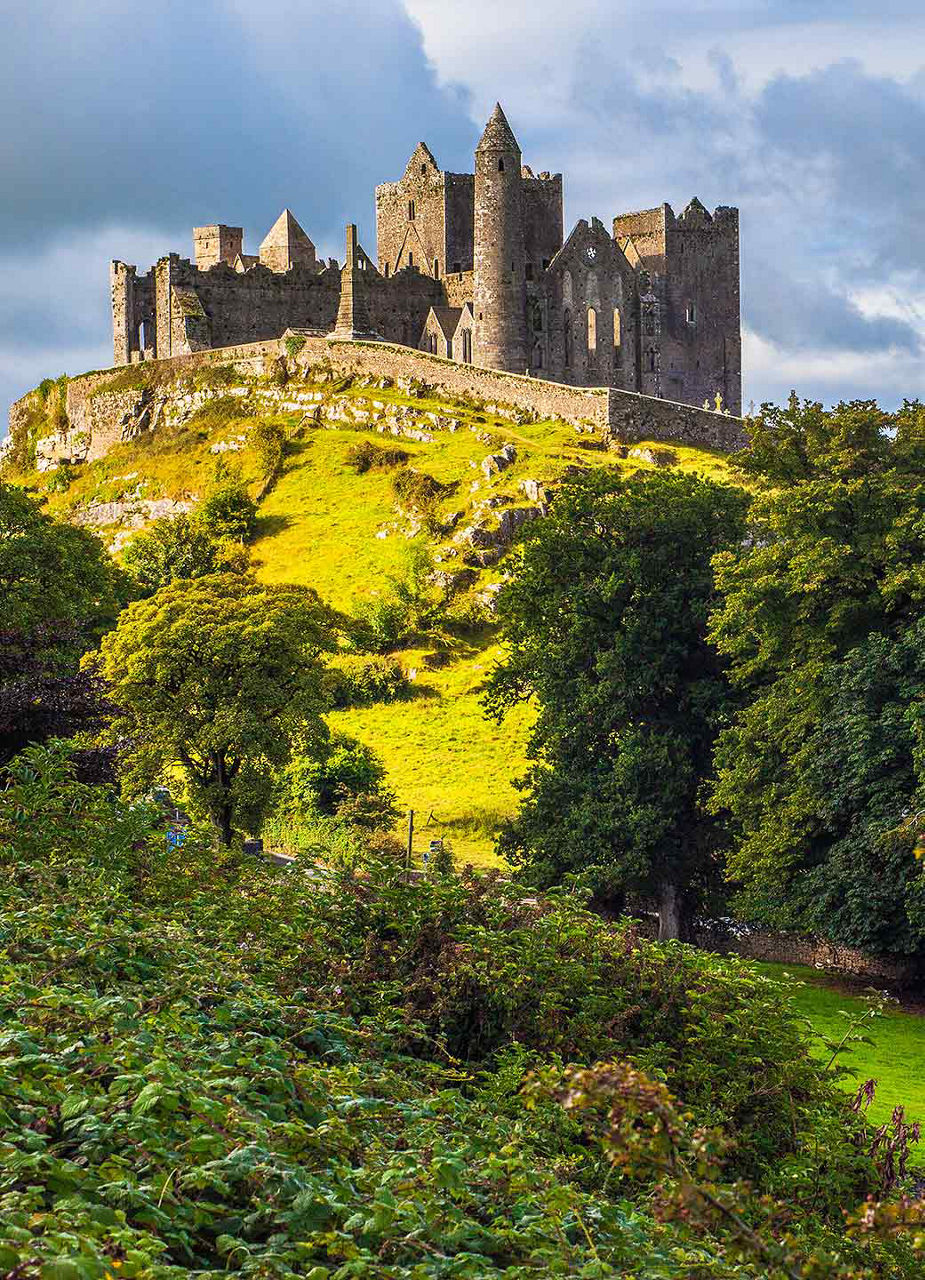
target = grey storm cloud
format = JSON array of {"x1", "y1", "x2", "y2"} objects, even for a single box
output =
[{"x1": 0, "y1": 0, "x2": 473, "y2": 255}]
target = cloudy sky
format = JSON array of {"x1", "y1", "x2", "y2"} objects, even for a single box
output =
[{"x1": 2, "y1": 0, "x2": 923, "y2": 425}]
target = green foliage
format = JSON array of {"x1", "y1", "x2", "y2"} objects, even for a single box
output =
[
  {"x1": 0, "y1": 483, "x2": 128, "y2": 765},
  {"x1": 344, "y1": 438, "x2": 410, "y2": 473},
  {"x1": 250, "y1": 418, "x2": 286, "y2": 484},
  {"x1": 391, "y1": 466, "x2": 448, "y2": 531},
  {"x1": 325, "y1": 653, "x2": 410, "y2": 708},
  {"x1": 91, "y1": 574, "x2": 334, "y2": 845},
  {"x1": 121, "y1": 511, "x2": 226, "y2": 593},
  {"x1": 198, "y1": 477, "x2": 257, "y2": 544},
  {"x1": 0, "y1": 482, "x2": 126, "y2": 647},
  {"x1": 710, "y1": 398, "x2": 925, "y2": 956},
  {"x1": 284, "y1": 334, "x2": 306, "y2": 357},
  {"x1": 0, "y1": 747, "x2": 922, "y2": 1278},
  {"x1": 487, "y1": 470, "x2": 748, "y2": 930},
  {"x1": 351, "y1": 541, "x2": 448, "y2": 653},
  {"x1": 276, "y1": 730, "x2": 399, "y2": 833}
]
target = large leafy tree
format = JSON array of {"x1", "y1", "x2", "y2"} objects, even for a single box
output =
[
  {"x1": 709, "y1": 397, "x2": 925, "y2": 955},
  {"x1": 92, "y1": 573, "x2": 334, "y2": 845},
  {"x1": 487, "y1": 470, "x2": 748, "y2": 937},
  {"x1": 0, "y1": 482, "x2": 127, "y2": 766}
]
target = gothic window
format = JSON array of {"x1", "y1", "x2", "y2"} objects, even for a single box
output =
[
  {"x1": 562, "y1": 270, "x2": 573, "y2": 307},
  {"x1": 408, "y1": 200, "x2": 415, "y2": 221},
  {"x1": 587, "y1": 307, "x2": 597, "y2": 353},
  {"x1": 613, "y1": 308, "x2": 621, "y2": 348},
  {"x1": 462, "y1": 329, "x2": 472, "y2": 363},
  {"x1": 530, "y1": 301, "x2": 543, "y2": 332},
  {"x1": 564, "y1": 309, "x2": 572, "y2": 367},
  {"x1": 648, "y1": 349, "x2": 656, "y2": 372}
]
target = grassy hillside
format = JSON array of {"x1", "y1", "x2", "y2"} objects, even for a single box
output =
[{"x1": 23, "y1": 365, "x2": 737, "y2": 863}]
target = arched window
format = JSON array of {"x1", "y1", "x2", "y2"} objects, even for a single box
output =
[
  {"x1": 613, "y1": 308, "x2": 621, "y2": 348},
  {"x1": 530, "y1": 300, "x2": 543, "y2": 332},
  {"x1": 408, "y1": 200, "x2": 415, "y2": 221},
  {"x1": 564, "y1": 309, "x2": 572, "y2": 367},
  {"x1": 562, "y1": 270, "x2": 573, "y2": 307},
  {"x1": 429, "y1": 333, "x2": 438, "y2": 355},
  {"x1": 587, "y1": 307, "x2": 597, "y2": 353},
  {"x1": 648, "y1": 349, "x2": 656, "y2": 373},
  {"x1": 462, "y1": 329, "x2": 472, "y2": 363}
]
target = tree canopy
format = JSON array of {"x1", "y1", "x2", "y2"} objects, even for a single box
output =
[
  {"x1": 0, "y1": 482, "x2": 127, "y2": 766},
  {"x1": 710, "y1": 397, "x2": 925, "y2": 955},
  {"x1": 487, "y1": 469, "x2": 748, "y2": 936},
  {"x1": 92, "y1": 573, "x2": 335, "y2": 844}
]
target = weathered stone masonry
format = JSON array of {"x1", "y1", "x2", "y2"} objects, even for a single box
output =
[
  {"x1": 109, "y1": 102, "x2": 742, "y2": 417},
  {"x1": 13, "y1": 334, "x2": 744, "y2": 472}
]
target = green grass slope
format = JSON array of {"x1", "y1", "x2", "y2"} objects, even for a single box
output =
[
  {"x1": 23, "y1": 366, "x2": 737, "y2": 863},
  {"x1": 756, "y1": 962, "x2": 925, "y2": 1139}
]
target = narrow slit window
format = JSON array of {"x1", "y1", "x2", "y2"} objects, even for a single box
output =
[{"x1": 587, "y1": 307, "x2": 597, "y2": 352}]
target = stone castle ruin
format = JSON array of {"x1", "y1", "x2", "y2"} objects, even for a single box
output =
[{"x1": 112, "y1": 104, "x2": 741, "y2": 415}]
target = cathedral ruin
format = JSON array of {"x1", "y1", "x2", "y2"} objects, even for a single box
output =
[{"x1": 111, "y1": 104, "x2": 741, "y2": 414}]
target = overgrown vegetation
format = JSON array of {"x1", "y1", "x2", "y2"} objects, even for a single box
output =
[
  {"x1": 1, "y1": 744, "x2": 924, "y2": 1278},
  {"x1": 345, "y1": 438, "x2": 409, "y2": 473}
]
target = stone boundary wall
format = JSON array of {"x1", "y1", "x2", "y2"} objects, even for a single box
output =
[
  {"x1": 693, "y1": 921, "x2": 919, "y2": 986},
  {"x1": 9, "y1": 334, "x2": 745, "y2": 467},
  {"x1": 298, "y1": 336, "x2": 613, "y2": 433},
  {"x1": 631, "y1": 913, "x2": 919, "y2": 986}
]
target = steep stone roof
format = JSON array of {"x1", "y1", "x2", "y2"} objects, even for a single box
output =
[
  {"x1": 476, "y1": 102, "x2": 520, "y2": 153},
  {"x1": 259, "y1": 209, "x2": 316, "y2": 257}
]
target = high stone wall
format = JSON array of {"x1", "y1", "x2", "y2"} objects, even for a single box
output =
[{"x1": 9, "y1": 335, "x2": 745, "y2": 469}]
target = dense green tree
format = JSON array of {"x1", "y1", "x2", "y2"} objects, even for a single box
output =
[
  {"x1": 198, "y1": 477, "x2": 258, "y2": 543},
  {"x1": 121, "y1": 511, "x2": 223, "y2": 592},
  {"x1": 487, "y1": 470, "x2": 748, "y2": 937},
  {"x1": 0, "y1": 482, "x2": 127, "y2": 765},
  {"x1": 91, "y1": 573, "x2": 334, "y2": 845},
  {"x1": 710, "y1": 397, "x2": 925, "y2": 955}
]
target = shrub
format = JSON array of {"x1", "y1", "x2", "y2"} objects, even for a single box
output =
[
  {"x1": 0, "y1": 746, "x2": 921, "y2": 1278},
  {"x1": 345, "y1": 439, "x2": 410, "y2": 473},
  {"x1": 198, "y1": 478, "x2": 257, "y2": 543},
  {"x1": 351, "y1": 543, "x2": 448, "y2": 652},
  {"x1": 325, "y1": 654, "x2": 409, "y2": 708},
  {"x1": 284, "y1": 334, "x2": 306, "y2": 357},
  {"x1": 122, "y1": 512, "x2": 221, "y2": 591},
  {"x1": 391, "y1": 466, "x2": 444, "y2": 509},
  {"x1": 251, "y1": 418, "x2": 286, "y2": 482},
  {"x1": 281, "y1": 731, "x2": 395, "y2": 819}
]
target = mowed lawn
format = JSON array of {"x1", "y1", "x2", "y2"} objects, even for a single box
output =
[{"x1": 756, "y1": 962, "x2": 925, "y2": 1136}]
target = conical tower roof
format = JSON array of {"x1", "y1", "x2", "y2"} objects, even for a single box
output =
[
  {"x1": 476, "y1": 102, "x2": 520, "y2": 153},
  {"x1": 259, "y1": 209, "x2": 316, "y2": 256}
]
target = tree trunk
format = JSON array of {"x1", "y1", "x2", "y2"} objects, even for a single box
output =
[
  {"x1": 657, "y1": 881, "x2": 684, "y2": 941},
  {"x1": 209, "y1": 753, "x2": 234, "y2": 848}
]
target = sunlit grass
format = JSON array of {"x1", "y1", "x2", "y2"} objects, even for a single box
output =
[{"x1": 755, "y1": 961, "x2": 925, "y2": 1139}]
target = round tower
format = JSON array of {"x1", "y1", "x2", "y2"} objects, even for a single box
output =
[{"x1": 473, "y1": 104, "x2": 528, "y2": 373}]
